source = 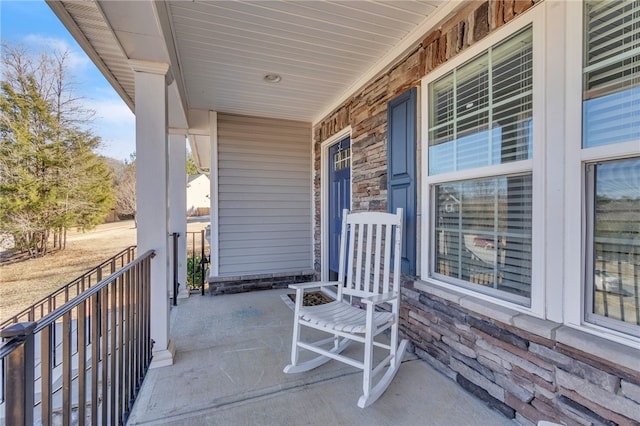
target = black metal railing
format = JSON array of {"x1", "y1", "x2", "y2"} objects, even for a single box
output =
[
  {"x1": 186, "y1": 230, "x2": 210, "y2": 295},
  {"x1": 1, "y1": 246, "x2": 137, "y2": 330},
  {"x1": 0, "y1": 250, "x2": 154, "y2": 425},
  {"x1": 593, "y1": 241, "x2": 640, "y2": 325},
  {"x1": 171, "y1": 233, "x2": 180, "y2": 305}
]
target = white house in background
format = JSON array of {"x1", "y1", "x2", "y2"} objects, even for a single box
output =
[{"x1": 186, "y1": 174, "x2": 210, "y2": 217}]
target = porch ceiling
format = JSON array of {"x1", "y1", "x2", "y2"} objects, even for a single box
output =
[
  {"x1": 48, "y1": 0, "x2": 454, "y2": 126},
  {"x1": 166, "y1": 0, "x2": 446, "y2": 123}
]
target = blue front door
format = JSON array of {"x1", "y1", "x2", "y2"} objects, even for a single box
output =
[{"x1": 328, "y1": 137, "x2": 351, "y2": 278}]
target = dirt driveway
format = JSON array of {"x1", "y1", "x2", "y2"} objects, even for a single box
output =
[{"x1": 0, "y1": 220, "x2": 207, "y2": 323}]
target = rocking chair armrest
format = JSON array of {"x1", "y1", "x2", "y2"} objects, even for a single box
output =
[
  {"x1": 288, "y1": 281, "x2": 340, "y2": 291},
  {"x1": 361, "y1": 292, "x2": 398, "y2": 306}
]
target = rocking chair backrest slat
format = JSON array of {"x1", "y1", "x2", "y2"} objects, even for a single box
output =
[
  {"x1": 364, "y1": 223, "x2": 373, "y2": 293},
  {"x1": 344, "y1": 217, "x2": 355, "y2": 294},
  {"x1": 393, "y1": 212, "x2": 403, "y2": 293},
  {"x1": 383, "y1": 222, "x2": 392, "y2": 294},
  {"x1": 355, "y1": 222, "x2": 364, "y2": 292},
  {"x1": 373, "y1": 223, "x2": 382, "y2": 292},
  {"x1": 337, "y1": 208, "x2": 403, "y2": 300}
]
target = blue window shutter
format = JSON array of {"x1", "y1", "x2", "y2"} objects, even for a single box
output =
[{"x1": 387, "y1": 88, "x2": 417, "y2": 275}]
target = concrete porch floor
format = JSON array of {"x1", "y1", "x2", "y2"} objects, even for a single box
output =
[{"x1": 127, "y1": 288, "x2": 515, "y2": 425}]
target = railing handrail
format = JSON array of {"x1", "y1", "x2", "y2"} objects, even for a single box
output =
[
  {"x1": 32, "y1": 249, "x2": 155, "y2": 335},
  {"x1": 0, "y1": 245, "x2": 136, "y2": 329}
]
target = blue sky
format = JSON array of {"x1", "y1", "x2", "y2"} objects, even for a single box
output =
[{"x1": 1, "y1": 1, "x2": 136, "y2": 162}]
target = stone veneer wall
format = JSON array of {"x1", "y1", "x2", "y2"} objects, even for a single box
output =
[
  {"x1": 312, "y1": 1, "x2": 640, "y2": 424},
  {"x1": 402, "y1": 281, "x2": 640, "y2": 425}
]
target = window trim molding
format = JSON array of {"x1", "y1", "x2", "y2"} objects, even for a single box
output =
[
  {"x1": 581, "y1": 141, "x2": 640, "y2": 163},
  {"x1": 564, "y1": 0, "x2": 586, "y2": 333},
  {"x1": 420, "y1": 4, "x2": 545, "y2": 316}
]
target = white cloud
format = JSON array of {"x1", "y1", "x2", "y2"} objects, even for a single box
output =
[
  {"x1": 86, "y1": 98, "x2": 134, "y2": 124},
  {"x1": 85, "y1": 97, "x2": 136, "y2": 161}
]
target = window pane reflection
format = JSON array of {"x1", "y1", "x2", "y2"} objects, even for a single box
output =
[
  {"x1": 434, "y1": 175, "x2": 532, "y2": 303},
  {"x1": 590, "y1": 158, "x2": 640, "y2": 328}
]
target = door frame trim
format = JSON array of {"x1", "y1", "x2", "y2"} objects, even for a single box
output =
[{"x1": 320, "y1": 126, "x2": 352, "y2": 281}]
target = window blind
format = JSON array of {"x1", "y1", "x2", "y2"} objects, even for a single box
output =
[
  {"x1": 583, "y1": 0, "x2": 640, "y2": 148},
  {"x1": 428, "y1": 26, "x2": 533, "y2": 175}
]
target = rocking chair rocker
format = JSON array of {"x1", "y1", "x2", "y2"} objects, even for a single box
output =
[{"x1": 284, "y1": 208, "x2": 408, "y2": 408}]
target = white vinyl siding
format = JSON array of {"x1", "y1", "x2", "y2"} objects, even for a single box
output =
[{"x1": 217, "y1": 113, "x2": 312, "y2": 276}]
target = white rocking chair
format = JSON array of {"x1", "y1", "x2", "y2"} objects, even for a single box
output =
[{"x1": 284, "y1": 208, "x2": 408, "y2": 408}]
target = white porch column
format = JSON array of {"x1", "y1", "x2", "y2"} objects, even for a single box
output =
[
  {"x1": 169, "y1": 132, "x2": 188, "y2": 299},
  {"x1": 209, "y1": 111, "x2": 219, "y2": 277},
  {"x1": 130, "y1": 59, "x2": 175, "y2": 368}
]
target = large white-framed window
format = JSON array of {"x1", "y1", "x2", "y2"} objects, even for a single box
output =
[
  {"x1": 580, "y1": 0, "x2": 640, "y2": 337},
  {"x1": 422, "y1": 9, "x2": 544, "y2": 309}
]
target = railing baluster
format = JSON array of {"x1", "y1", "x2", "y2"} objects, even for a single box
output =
[
  {"x1": 617, "y1": 249, "x2": 625, "y2": 322},
  {"x1": 101, "y1": 286, "x2": 109, "y2": 425},
  {"x1": 143, "y1": 258, "x2": 151, "y2": 381},
  {"x1": 201, "y1": 230, "x2": 206, "y2": 295},
  {"x1": 118, "y1": 273, "x2": 125, "y2": 423},
  {"x1": 62, "y1": 312, "x2": 72, "y2": 424},
  {"x1": 91, "y1": 292, "x2": 100, "y2": 424},
  {"x1": 127, "y1": 265, "x2": 135, "y2": 410},
  {"x1": 87, "y1": 278, "x2": 92, "y2": 347},
  {"x1": 1, "y1": 350, "x2": 4, "y2": 407},
  {"x1": 78, "y1": 299, "x2": 87, "y2": 426},
  {"x1": 41, "y1": 325, "x2": 52, "y2": 425},
  {"x1": 122, "y1": 268, "x2": 131, "y2": 417},
  {"x1": 599, "y1": 249, "x2": 609, "y2": 316},
  {"x1": 192, "y1": 234, "x2": 196, "y2": 293},
  {"x1": 172, "y1": 232, "x2": 179, "y2": 306},
  {"x1": 134, "y1": 261, "x2": 141, "y2": 391},
  {"x1": 52, "y1": 310, "x2": 58, "y2": 369},
  {"x1": 129, "y1": 263, "x2": 137, "y2": 407},
  {"x1": 110, "y1": 279, "x2": 117, "y2": 424}
]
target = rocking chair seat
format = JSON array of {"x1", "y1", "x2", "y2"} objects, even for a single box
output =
[{"x1": 299, "y1": 301, "x2": 393, "y2": 333}]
